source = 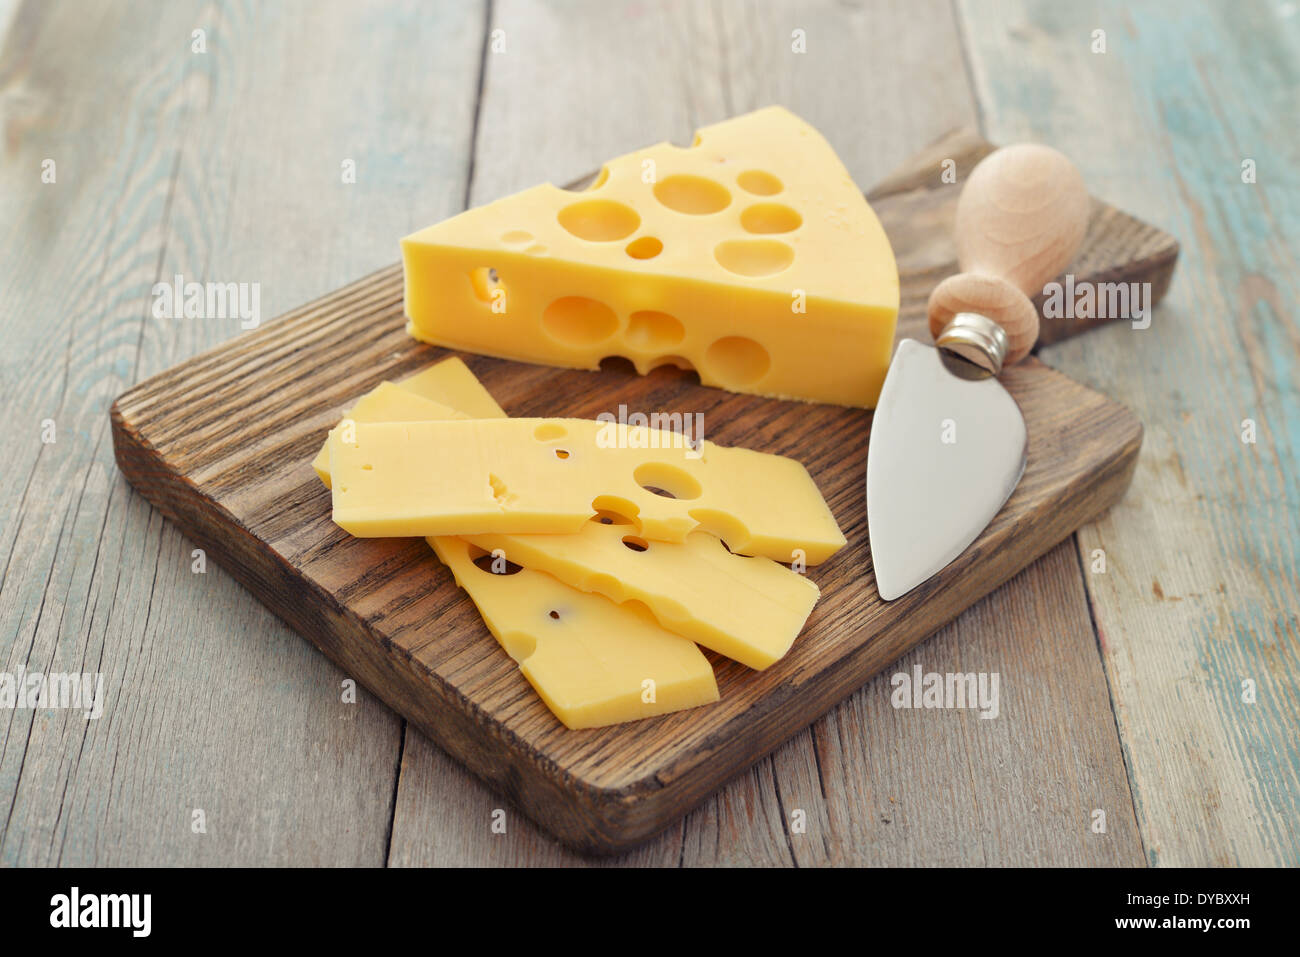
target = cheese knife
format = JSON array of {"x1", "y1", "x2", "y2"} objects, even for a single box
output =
[{"x1": 866, "y1": 144, "x2": 1090, "y2": 601}]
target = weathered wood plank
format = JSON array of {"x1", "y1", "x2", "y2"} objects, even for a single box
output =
[
  {"x1": 386, "y1": 0, "x2": 1141, "y2": 863},
  {"x1": 958, "y1": 0, "x2": 1300, "y2": 865},
  {"x1": 0, "y1": 0, "x2": 486, "y2": 864}
]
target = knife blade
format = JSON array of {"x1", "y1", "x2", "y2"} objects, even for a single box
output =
[
  {"x1": 866, "y1": 143, "x2": 1090, "y2": 601},
  {"x1": 867, "y1": 338, "x2": 1027, "y2": 601}
]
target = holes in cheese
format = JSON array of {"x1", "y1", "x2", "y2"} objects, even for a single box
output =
[
  {"x1": 736, "y1": 169, "x2": 783, "y2": 195},
  {"x1": 643, "y1": 354, "x2": 695, "y2": 373},
  {"x1": 328, "y1": 417, "x2": 846, "y2": 563},
  {"x1": 591, "y1": 495, "x2": 640, "y2": 525},
  {"x1": 468, "y1": 544, "x2": 522, "y2": 576},
  {"x1": 313, "y1": 358, "x2": 829, "y2": 684},
  {"x1": 467, "y1": 266, "x2": 505, "y2": 304},
  {"x1": 433, "y1": 536, "x2": 718, "y2": 730},
  {"x1": 315, "y1": 362, "x2": 721, "y2": 724},
  {"x1": 624, "y1": 236, "x2": 663, "y2": 259},
  {"x1": 466, "y1": 523, "x2": 819, "y2": 671},
  {"x1": 740, "y1": 203, "x2": 802, "y2": 234},
  {"x1": 401, "y1": 105, "x2": 900, "y2": 408},
  {"x1": 632, "y1": 462, "x2": 701, "y2": 501},
  {"x1": 541, "y1": 296, "x2": 618, "y2": 346},
  {"x1": 625, "y1": 310, "x2": 684, "y2": 350},
  {"x1": 704, "y1": 336, "x2": 771, "y2": 386},
  {"x1": 557, "y1": 199, "x2": 640, "y2": 242},
  {"x1": 713, "y1": 238, "x2": 794, "y2": 277},
  {"x1": 652, "y1": 174, "x2": 732, "y2": 215},
  {"x1": 534, "y1": 422, "x2": 566, "y2": 441}
]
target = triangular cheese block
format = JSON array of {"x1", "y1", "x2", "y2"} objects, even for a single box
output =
[{"x1": 402, "y1": 107, "x2": 898, "y2": 408}]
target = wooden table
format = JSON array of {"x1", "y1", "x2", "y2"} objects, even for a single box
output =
[{"x1": 1, "y1": 0, "x2": 1294, "y2": 867}]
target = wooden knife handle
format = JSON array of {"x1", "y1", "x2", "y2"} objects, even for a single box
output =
[{"x1": 926, "y1": 144, "x2": 1090, "y2": 366}]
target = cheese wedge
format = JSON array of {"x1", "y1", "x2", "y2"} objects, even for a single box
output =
[
  {"x1": 402, "y1": 106, "x2": 899, "y2": 408},
  {"x1": 466, "y1": 522, "x2": 818, "y2": 670},
  {"x1": 430, "y1": 536, "x2": 718, "y2": 729},
  {"x1": 328, "y1": 417, "x2": 846, "y2": 562}
]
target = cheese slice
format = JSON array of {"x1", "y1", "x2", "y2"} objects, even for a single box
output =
[
  {"x1": 316, "y1": 364, "x2": 719, "y2": 726},
  {"x1": 430, "y1": 536, "x2": 718, "y2": 729},
  {"x1": 402, "y1": 106, "x2": 899, "y2": 408},
  {"x1": 312, "y1": 358, "x2": 504, "y2": 487},
  {"x1": 311, "y1": 383, "x2": 468, "y2": 488},
  {"x1": 315, "y1": 363, "x2": 823, "y2": 669},
  {"x1": 466, "y1": 521, "x2": 818, "y2": 670},
  {"x1": 392, "y1": 356, "x2": 507, "y2": 418},
  {"x1": 328, "y1": 417, "x2": 846, "y2": 562}
]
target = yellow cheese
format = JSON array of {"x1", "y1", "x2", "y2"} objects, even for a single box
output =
[
  {"x1": 314, "y1": 363, "x2": 728, "y2": 723},
  {"x1": 315, "y1": 364, "x2": 823, "y2": 670},
  {"x1": 401, "y1": 106, "x2": 899, "y2": 408},
  {"x1": 466, "y1": 520, "x2": 818, "y2": 670},
  {"x1": 430, "y1": 536, "x2": 718, "y2": 729},
  {"x1": 393, "y1": 356, "x2": 507, "y2": 418},
  {"x1": 329, "y1": 417, "x2": 846, "y2": 563},
  {"x1": 311, "y1": 382, "x2": 468, "y2": 488}
]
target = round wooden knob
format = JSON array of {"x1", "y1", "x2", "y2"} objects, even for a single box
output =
[{"x1": 926, "y1": 143, "x2": 1090, "y2": 368}]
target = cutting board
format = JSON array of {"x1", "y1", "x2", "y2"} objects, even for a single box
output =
[{"x1": 110, "y1": 129, "x2": 1175, "y2": 854}]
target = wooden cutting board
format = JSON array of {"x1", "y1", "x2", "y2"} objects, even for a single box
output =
[{"x1": 110, "y1": 130, "x2": 1175, "y2": 854}]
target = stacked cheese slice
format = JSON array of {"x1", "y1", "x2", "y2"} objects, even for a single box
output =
[{"x1": 316, "y1": 358, "x2": 845, "y2": 729}]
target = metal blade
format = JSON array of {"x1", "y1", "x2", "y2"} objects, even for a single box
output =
[{"x1": 866, "y1": 339, "x2": 1027, "y2": 601}]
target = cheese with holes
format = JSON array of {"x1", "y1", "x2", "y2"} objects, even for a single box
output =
[
  {"x1": 430, "y1": 536, "x2": 718, "y2": 728},
  {"x1": 313, "y1": 369, "x2": 719, "y2": 726},
  {"x1": 315, "y1": 359, "x2": 501, "y2": 490},
  {"x1": 312, "y1": 358, "x2": 506, "y2": 487},
  {"x1": 466, "y1": 522, "x2": 818, "y2": 670},
  {"x1": 315, "y1": 364, "x2": 823, "y2": 669},
  {"x1": 311, "y1": 383, "x2": 467, "y2": 487},
  {"x1": 328, "y1": 417, "x2": 846, "y2": 562},
  {"x1": 401, "y1": 106, "x2": 899, "y2": 408},
  {"x1": 319, "y1": 366, "x2": 719, "y2": 725}
]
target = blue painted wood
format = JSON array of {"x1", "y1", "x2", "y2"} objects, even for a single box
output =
[
  {"x1": 0, "y1": 0, "x2": 486, "y2": 865},
  {"x1": 959, "y1": 0, "x2": 1299, "y2": 865}
]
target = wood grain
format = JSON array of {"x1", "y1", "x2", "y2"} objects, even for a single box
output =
[
  {"x1": 959, "y1": 0, "x2": 1300, "y2": 866},
  {"x1": 109, "y1": 127, "x2": 1159, "y2": 851},
  {"x1": 0, "y1": 0, "x2": 1190, "y2": 865},
  {"x1": 927, "y1": 143, "x2": 1091, "y2": 364},
  {"x1": 388, "y1": 540, "x2": 1146, "y2": 866},
  {"x1": 391, "y1": 0, "x2": 1010, "y2": 865},
  {"x1": 0, "y1": 0, "x2": 486, "y2": 865}
]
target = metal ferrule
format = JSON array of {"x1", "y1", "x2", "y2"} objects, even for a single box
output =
[{"x1": 935, "y1": 312, "x2": 1008, "y2": 379}]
